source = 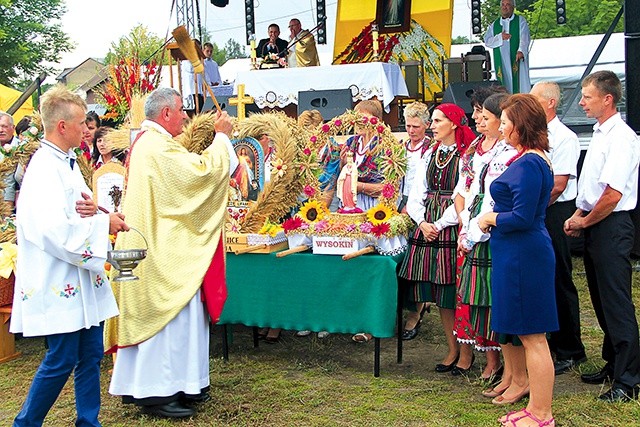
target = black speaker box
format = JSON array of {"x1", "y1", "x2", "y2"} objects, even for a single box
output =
[
  {"x1": 202, "y1": 95, "x2": 260, "y2": 117},
  {"x1": 441, "y1": 81, "x2": 501, "y2": 114},
  {"x1": 297, "y1": 89, "x2": 353, "y2": 120}
]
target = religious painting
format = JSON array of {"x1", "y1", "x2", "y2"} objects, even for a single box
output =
[
  {"x1": 229, "y1": 137, "x2": 265, "y2": 204},
  {"x1": 376, "y1": 0, "x2": 412, "y2": 33},
  {"x1": 92, "y1": 162, "x2": 126, "y2": 213}
]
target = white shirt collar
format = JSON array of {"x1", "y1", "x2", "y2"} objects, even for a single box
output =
[
  {"x1": 593, "y1": 112, "x2": 622, "y2": 134},
  {"x1": 141, "y1": 119, "x2": 172, "y2": 137}
]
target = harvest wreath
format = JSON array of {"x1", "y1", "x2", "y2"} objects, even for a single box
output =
[{"x1": 285, "y1": 110, "x2": 412, "y2": 256}]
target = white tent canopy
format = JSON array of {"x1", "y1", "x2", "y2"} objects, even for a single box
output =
[{"x1": 451, "y1": 32, "x2": 626, "y2": 126}]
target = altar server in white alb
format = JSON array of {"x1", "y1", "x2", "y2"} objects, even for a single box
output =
[
  {"x1": 11, "y1": 85, "x2": 129, "y2": 427},
  {"x1": 483, "y1": 0, "x2": 531, "y2": 94}
]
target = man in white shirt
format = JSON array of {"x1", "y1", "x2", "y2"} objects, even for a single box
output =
[
  {"x1": 483, "y1": 0, "x2": 531, "y2": 93},
  {"x1": 564, "y1": 70, "x2": 640, "y2": 402},
  {"x1": 531, "y1": 81, "x2": 587, "y2": 375},
  {"x1": 11, "y1": 86, "x2": 129, "y2": 426}
]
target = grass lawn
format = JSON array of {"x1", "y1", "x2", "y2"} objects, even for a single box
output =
[{"x1": 1, "y1": 257, "x2": 639, "y2": 426}]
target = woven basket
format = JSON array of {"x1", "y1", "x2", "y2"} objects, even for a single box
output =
[{"x1": 0, "y1": 273, "x2": 15, "y2": 307}]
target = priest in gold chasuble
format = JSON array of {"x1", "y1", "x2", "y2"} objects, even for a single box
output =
[{"x1": 107, "y1": 88, "x2": 238, "y2": 418}]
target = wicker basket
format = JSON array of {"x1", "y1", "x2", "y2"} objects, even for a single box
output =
[{"x1": 0, "y1": 273, "x2": 14, "y2": 307}]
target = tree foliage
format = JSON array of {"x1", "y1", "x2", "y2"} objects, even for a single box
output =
[
  {"x1": 104, "y1": 24, "x2": 167, "y2": 66},
  {"x1": 480, "y1": 0, "x2": 624, "y2": 39},
  {"x1": 223, "y1": 39, "x2": 248, "y2": 60},
  {"x1": 0, "y1": 0, "x2": 71, "y2": 87}
]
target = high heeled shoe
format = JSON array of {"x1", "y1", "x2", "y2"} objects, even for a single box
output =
[
  {"x1": 451, "y1": 354, "x2": 475, "y2": 376},
  {"x1": 401, "y1": 304, "x2": 430, "y2": 341},
  {"x1": 435, "y1": 353, "x2": 460, "y2": 373},
  {"x1": 491, "y1": 387, "x2": 530, "y2": 405}
]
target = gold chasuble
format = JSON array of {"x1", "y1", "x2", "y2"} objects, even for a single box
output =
[
  {"x1": 105, "y1": 124, "x2": 229, "y2": 350},
  {"x1": 294, "y1": 30, "x2": 320, "y2": 67}
]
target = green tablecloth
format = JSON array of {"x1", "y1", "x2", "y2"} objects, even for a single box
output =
[{"x1": 220, "y1": 252, "x2": 400, "y2": 338}]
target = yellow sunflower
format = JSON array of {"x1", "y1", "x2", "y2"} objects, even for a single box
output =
[
  {"x1": 299, "y1": 199, "x2": 325, "y2": 223},
  {"x1": 366, "y1": 204, "x2": 393, "y2": 225}
]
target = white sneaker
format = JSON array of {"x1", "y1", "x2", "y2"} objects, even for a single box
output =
[
  {"x1": 317, "y1": 331, "x2": 329, "y2": 339},
  {"x1": 295, "y1": 330, "x2": 312, "y2": 337}
]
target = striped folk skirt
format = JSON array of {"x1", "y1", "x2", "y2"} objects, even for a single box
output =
[{"x1": 456, "y1": 240, "x2": 499, "y2": 350}]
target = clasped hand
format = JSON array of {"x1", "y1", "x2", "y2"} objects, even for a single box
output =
[
  {"x1": 563, "y1": 216, "x2": 584, "y2": 237},
  {"x1": 420, "y1": 221, "x2": 439, "y2": 241}
]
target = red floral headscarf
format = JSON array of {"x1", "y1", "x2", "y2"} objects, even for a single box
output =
[{"x1": 435, "y1": 103, "x2": 477, "y2": 153}]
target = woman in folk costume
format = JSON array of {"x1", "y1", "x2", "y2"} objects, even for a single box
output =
[
  {"x1": 397, "y1": 103, "x2": 475, "y2": 370},
  {"x1": 453, "y1": 93, "x2": 517, "y2": 381}
]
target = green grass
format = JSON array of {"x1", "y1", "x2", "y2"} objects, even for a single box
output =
[{"x1": 1, "y1": 257, "x2": 640, "y2": 426}]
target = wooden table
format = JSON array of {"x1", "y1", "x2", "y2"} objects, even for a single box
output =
[{"x1": 0, "y1": 306, "x2": 20, "y2": 363}]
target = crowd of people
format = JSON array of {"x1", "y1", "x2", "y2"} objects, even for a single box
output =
[{"x1": 1, "y1": 5, "x2": 637, "y2": 423}]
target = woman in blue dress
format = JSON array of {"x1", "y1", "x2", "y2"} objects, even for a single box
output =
[{"x1": 478, "y1": 94, "x2": 558, "y2": 427}]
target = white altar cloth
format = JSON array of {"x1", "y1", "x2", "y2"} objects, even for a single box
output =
[{"x1": 234, "y1": 62, "x2": 409, "y2": 112}]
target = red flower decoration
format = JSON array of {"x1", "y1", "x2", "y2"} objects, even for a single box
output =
[
  {"x1": 310, "y1": 135, "x2": 317, "y2": 143},
  {"x1": 382, "y1": 184, "x2": 395, "y2": 198},
  {"x1": 303, "y1": 185, "x2": 316, "y2": 197},
  {"x1": 334, "y1": 119, "x2": 342, "y2": 126},
  {"x1": 377, "y1": 125, "x2": 385, "y2": 133},
  {"x1": 282, "y1": 216, "x2": 304, "y2": 232},
  {"x1": 369, "y1": 117, "x2": 378, "y2": 125},
  {"x1": 303, "y1": 147, "x2": 312, "y2": 156},
  {"x1": 371, "y1": 222, "x2": 390, "y2": 237},
  {"x1": 321, "y1": 124, "x2": 330, "y2": 133}
]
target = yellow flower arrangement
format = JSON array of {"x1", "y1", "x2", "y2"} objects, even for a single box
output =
[
  {"x1": 0, "y1": 241, "x2": 18, "y2": 279},
  {"x1": 299, "y1": 199, "x2": 326, "y2": 223},
  {"x1": 366, "y1": 204, "x2": 394, "y2": 226},
  {"x1": 258, "y1": 220, "x2": 284, "y2": 237}
]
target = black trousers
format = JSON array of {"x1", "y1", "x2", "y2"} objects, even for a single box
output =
[
  {"x1": 546, "y1": 200, "x2": 586, "y2": 360},
  {"x1": 584, "y1": 211, "x2": 640, "y2": 389}
]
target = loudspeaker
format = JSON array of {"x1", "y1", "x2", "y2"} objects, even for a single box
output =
[
  {"x1": 441, "y1": 81, "x2": 501, "y2": 114},
  {"x1": 202, "y1": 95, "x2": 260, "y2": 117},
  {"x1": 297, "y1": 89, "x2": 353, "y2": 120}
]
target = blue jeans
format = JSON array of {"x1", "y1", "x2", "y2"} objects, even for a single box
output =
[{"x1": 14, "y1": 323, "x2": 104, "y2": 427}]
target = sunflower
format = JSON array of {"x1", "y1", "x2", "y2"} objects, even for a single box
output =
[
  {"x1": 366, "y1": 203, "x2": 393, "y2": 225},
  {"x1": 299, "y1": 199, "x2": 325, "y2": 223}
]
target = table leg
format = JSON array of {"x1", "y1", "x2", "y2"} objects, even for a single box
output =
[
  {"x1": 221, "y1": 324, "x2": 229, "y2": 361},
  {"x1": 374, "y1": 337, "x2": 381, "y2": 377},
  {"x1": 397, "y1": 279, "x2": 404, "y2": 364},
  {"x1": 252, "y1": 326, "x2": 260, "y2": 348}
]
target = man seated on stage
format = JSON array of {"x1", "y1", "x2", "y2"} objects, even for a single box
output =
[
  {"x1": 107, "y1": 87, "x2": 239, "y2": 418},
  {"x1": 287, "y1": 18, "x2": 320, "y2": 67},
  {"x1": 256, "y1": 23, "x2": 289, "y2": 58}
]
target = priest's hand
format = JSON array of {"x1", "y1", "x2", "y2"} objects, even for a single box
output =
[
  {"x1": 214, "y1": 111, "x2": 233, "y2": 136},
  {"x1": 76, "y1": 192, "x2": 98, "y2": 217},
  {"x1": 109, "y1": 213, "x2": 129, "y2": 234}
]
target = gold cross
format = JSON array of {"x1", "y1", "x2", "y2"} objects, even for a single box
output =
[{"x1": 229, "y1": 84, "x2": 255, "y2": 121}]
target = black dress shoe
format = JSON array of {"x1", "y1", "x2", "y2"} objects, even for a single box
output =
[
  {"x1": 598, "y1": 385, "x2": 639, "y2": 403},
  {"x1": 401, "y1": 324, "x2": 421, "y2": 340},
  {"x1": 451, "y1": 354, "x2": 475, "y2": 376},
  {"x1": 142, "y1": 401, "x2": 196, "y2": 418},
  {"x1": 554, "y1": 356, "x2": 587, "y2": 375},
  {"x1": 182, "y1": 392, "x2": 211, "y2": 405},
  {"x1": 581, "y1": 367, "x2": 613, "y2": 384},
  {"x1": 435, "y1": 354, "x2": 460, "y2": 373}
]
